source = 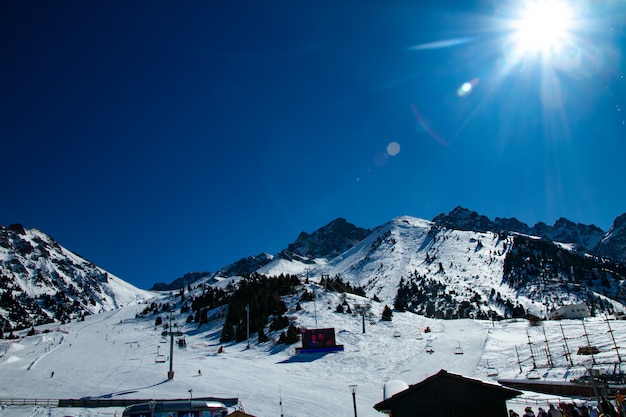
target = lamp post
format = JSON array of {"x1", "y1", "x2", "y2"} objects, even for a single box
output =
[{"x1": 349, "y1": 385, "x2": 358, "y2": 417}]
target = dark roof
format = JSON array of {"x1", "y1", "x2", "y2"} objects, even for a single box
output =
[
  {"x1": 374, "y1": 369, "x2": 522, "y2": 412},
  {"x1": 227, "y1": 411, "x2": 257, "y2": 417}
]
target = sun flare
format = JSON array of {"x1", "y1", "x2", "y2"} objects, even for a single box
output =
[{"x1": 510, "y1": 0, "x2": 575, "y2": 56}]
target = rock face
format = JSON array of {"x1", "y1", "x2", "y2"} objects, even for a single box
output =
[
  {"x1": 434, "y1": 207, "x2": 619, "y2": 259},
  {"x1": 278, "y1": 218, "x2": 372, "y2": 261},
  {"x1": 432, "y1": 207, "x2": 500, "y2": 233},
  {"x1": 0, "y1": 224, "x2": 153, "y2": 333},
  {"x1": 214, "y1": 253, "x2": 274, "y2": 279},
  {"x1": 595, "y1": 213, "x2": 626, "y2": 262}
]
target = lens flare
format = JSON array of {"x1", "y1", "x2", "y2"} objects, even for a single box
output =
[
  {"x1": 386, "y1": 142, "x2": 400, "y2": 156},
  {"x1": 457, "y1": 78, "x2": 480, "y2": 97}
]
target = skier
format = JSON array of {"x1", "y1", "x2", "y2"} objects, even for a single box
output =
[
  {"x1": 198, "y1": 369, "x2": 202, "y2": 376},
  {"x1": 525, "y1": 406, "x2": 536, "y2": 417}
]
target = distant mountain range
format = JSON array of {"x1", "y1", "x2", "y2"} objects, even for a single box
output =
[
  {"x1": 2, "y1": 207, "x2": 626, "y2": 332},
  {"x1": 167, "y1": 207, "x2": 626, "y2": 319}
]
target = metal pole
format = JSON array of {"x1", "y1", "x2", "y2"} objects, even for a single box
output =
[
  {"x1": 514, "y1": 345, "x2": 523, "y2": 373},
  {"x1": 582, "y1": 319, "x2": 596, "y2": 365},
  {"x1": 362, "y1": 311, "x2": 366, "y2": 334},
  {"x1": 246, "y1": 304, "x2": 250, "y2": 349},
  {"x1": 349, "y1": 385, "x2": 358, "y2": 417},
  {"x1": 314, "y1": 289, "x2": 318, "y2": 326},
  {"x1": 586, "y1": 363, "x2": 601, "y2": 408},
  {"x1": 542, "y1": 326, "x2": 554, "y2": 368},
  {"x1": 560, "y1": 324, "x2": 573, "y2": 366},
  {"x1": 168, "y1": 309, "x2": 174, "y2": 379},
  {"x1": 605, "y1": 316, "x2": 622, "y2": 363},
  {"x1": 527, "y1": 330, "x2": 537, "y2": 369}
]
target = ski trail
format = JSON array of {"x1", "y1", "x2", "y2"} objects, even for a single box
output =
[{"x1": 26, "y1": 336, "x2": 64, "y2": 371}]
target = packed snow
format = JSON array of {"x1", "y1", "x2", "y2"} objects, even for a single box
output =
[{"x1": 3, "y1": 288, "x2": 626, "y2": 417}]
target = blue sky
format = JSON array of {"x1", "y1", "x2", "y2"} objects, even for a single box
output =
[{"x1": 2, "y1": 0, "x2": 625, "y2": 289}]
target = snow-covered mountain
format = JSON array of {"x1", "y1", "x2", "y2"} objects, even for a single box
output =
[
  {"x1": 211, "y1": 208, "x2": 626, "y2": 320},
  {"x1": 595, "y1": 213, "x2": 626, "y2": 262},
  {"x1": 437, "y1": 207, "x2": 608, "y2": 255},
  {"x1": 0, "y1": 224, "x2": 154, "y2": 333},
  {"x1": 3, "y1": 207, "x2": 626, "y2": 334}
]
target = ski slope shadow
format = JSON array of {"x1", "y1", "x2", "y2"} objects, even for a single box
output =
[
  {"x1": 277, "y1": 351, "x2": 331, "y2": 363},
  {"x1": 85, "y1": 379, "x2": 171, "y2": 399}
]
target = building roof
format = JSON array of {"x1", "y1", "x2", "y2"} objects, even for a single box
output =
[
  {"x1": 373, "y1": 369, "x2": 522, "y2": 412},
  {"x1": 227, "y1": 411, "x2": 257, "y2": 417}
]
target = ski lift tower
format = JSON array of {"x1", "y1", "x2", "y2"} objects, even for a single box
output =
[{"x1": 167, "y1": 306, "x2": 175, "y2": 379}]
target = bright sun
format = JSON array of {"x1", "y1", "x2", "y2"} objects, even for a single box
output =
[{"x1": 510, "y1": 0, "x2": 575, "y2": 56}]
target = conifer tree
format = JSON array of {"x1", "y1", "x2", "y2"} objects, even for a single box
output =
[
  {"x1": 382, "y1": 305, "x2": 393, "y2": 321},
  {"x1": 220, "y1": 322, "x2": 235, "y2": 343}
]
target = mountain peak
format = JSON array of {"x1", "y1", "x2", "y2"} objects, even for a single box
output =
[
  {"x1": 432, "y1": 206, "x2": 501, "y2": 233},
  {"x1": 280, "y1": 218, "x2": 372, "y2": 260},
  {"x1": 7, "y1": 223, "x2": 26, "y2": 235}
]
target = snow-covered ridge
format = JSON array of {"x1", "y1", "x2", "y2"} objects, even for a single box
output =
[
  {"x1": 237, "y1": 214, "x2": 626, "y2": 320},
  {"x1": 0, "y1": 224, "x2": 154, "y2": 331}
]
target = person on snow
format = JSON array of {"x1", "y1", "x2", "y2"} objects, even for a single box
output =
[
  {"x1": 510, "y1": 410, "x2": 520, "y2": 417},
  {"x1": 525, "y1": 406, "x2": 536, "y2": 417},
  {"x1": 549, "y1": 404, "x2": 562, "y2": 417},
  {"x1": 538, "y1": 407, "x2": 548, "y2": 417}
]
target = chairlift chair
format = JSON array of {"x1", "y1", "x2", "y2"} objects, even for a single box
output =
[
  {"x1": 486, "y1": 361, "x2": 499, "y2": 377},
  {"x1": 454, "y1": 341, "x2": 463, "y2": 355}
]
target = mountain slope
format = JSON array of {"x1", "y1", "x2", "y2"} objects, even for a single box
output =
[
  {"x1": 0, "y1": 224, "x2": 154, "y2": 332},
  {"x1": 595, "y1": 213, "x2": 626, "y2": 262},
  {"x1": 252, "y1": 213, "x2": 626, "y2": 319},
  {"x1": 3, "y1": 286, "x2": 626, "y2": 417}
]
